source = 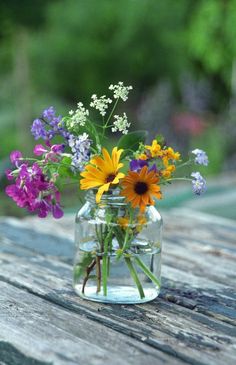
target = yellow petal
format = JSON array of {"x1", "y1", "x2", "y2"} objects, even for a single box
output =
[{"x1": 96, "y1": 183, "x2": 110, "y2": 203}]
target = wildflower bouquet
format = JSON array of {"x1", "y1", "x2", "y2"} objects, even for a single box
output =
[{"x1": 6, "y1": 82, "x2": 208, "y2": 303}]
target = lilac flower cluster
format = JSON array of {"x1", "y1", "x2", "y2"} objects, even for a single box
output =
[
  {"x1": 191, "y1": 172, "x2": 207, "y2": 195},
  {"x1": 31, "y1": 106, "x2": 69, "y2": 142},
  {"x1": 130, "y1": 159, "x2": 157, "y2": 173},
  {"x1": 191, "y1": 149, "x2": 209, "y2": 166},
  {"x1": 5, "y1": 151, "x2": 63, "y2": 219},
  {"x1": 68, "y1": 133, "x2": 92, "y2": 171}
]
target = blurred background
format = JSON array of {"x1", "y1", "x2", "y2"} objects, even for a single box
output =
[{"x1": 0, "y1": 0, "x2": 236, "y2": 219}]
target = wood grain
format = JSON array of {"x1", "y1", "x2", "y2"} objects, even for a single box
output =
[{"x1": 0, "y1": 208, "x2": 235, "y2": 365}]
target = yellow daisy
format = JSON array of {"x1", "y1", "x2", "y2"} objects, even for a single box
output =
[
  {"x1": 80, "y1": 147, "x2": 125, "y2": 203},
  {"x1": 121, "y1": 166, "x2": 162, "y2": 212}
]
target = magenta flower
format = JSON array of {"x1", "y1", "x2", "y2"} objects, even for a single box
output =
[
  {"x1": 5, "y1": 162, "x2": 64, "y2": 219},
  {"x1": 10, "y1": 151, "x2": 22, "y2": 166},
  {"x1": 34, "y1": 145, "x2": 48, "y2": 156},
  {"x1": 51, "y1": 144, "x2": 65, "y2": 154}
]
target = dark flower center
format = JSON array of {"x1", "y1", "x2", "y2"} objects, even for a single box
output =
[
  {"x1": 134, "y1": 181, "x2": 148, "y2": 195},
  {"x1": 106, "y1": 174, "x2": 116, "y2": 183}
]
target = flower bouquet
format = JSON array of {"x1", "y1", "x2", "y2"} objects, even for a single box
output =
[{"x1": 5, "y1": 82, "x2": 208, "y2": 304}]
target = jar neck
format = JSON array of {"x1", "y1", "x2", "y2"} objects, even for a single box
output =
[{"x1": 86, "y1": 190, "x2": 127, "y2": 208}]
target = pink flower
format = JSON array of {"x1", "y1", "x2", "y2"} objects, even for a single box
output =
[
  {"x1": 5, "y1": 162, "x2": 64, "y2": 219},
  {"x1": 34, "y1": 144, "x2": 47, "y2": 156},
  {"x1": 10, "y1": 151, "x2": 22, "y2": 166}
]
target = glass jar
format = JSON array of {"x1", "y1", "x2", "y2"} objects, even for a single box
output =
[{"x1": 73, "y1": 191, "x2": 162, "y2": 304}]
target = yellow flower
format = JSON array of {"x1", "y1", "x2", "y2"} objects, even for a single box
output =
[
  {"x1": 145, "y1": 140, "x2": 163, "y2": 158},
  {"x1": 121, "y1": 166, "x2": 162, "y2": 212},
  {"x1": 163, "y1": 147, "x2": 180, "y2": 161},
  {"x1": 162, "y1": 164, "x2": 176, "y2": 178},
  {"x1": 80, "y1": 147, "x2": 125, "y2": 203},
  {"x1": 138, "y1": 214, "x2": 147, "y2": 226},
  {"x1": 117, "y1": 216, "x2": 129, "y2": 228},
  {"x1": 136, "y1": 214, "x2": 147, "y2": 232},
  {"x1": 117, "y1": 214, "x2": 147, "y2": 232},
  {"x1": 137, "y1": 153, "x2": 148, "y2": 160}
]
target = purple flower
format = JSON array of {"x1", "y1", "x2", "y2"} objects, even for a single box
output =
[
  {"x1": 31, "y1": 107, "x2": 69, "y2": 142},
  {"x1": 42, "y1": 106, "x2": 55, "y2": 121},
  {"x1": 191, "y1": 172, "x2": 207, "y2": 195},
  {"x1": 68, "y1": 133, "x2": 92, "y2": 171},
  {"x1": 10, "y1": 151, "x2": 22, "y2": 166},
  {"x1": 51, "y1": 144, "x2": 65, "y2": 154},
  {"x1": 34, "y1": 144, "x2": 48, "y2": 156},
  {"x1": 148, "y1": 164, "x2": 158, "y2": 173},
  {"x1": 192, "y1": 149, "x2": 209, "y2": 166},
  {"x1": 31, "y1": 119, "x2": 47, "y2": 140},
  {"x1": 130, "y1": 159, "x2": 148, "y2": 172},
  {"x1": 5, "y1": 169, "x2": 14, "y2": 180},
  {"x1": 5, "y1": 162, "x2": 64, "y2": 219}
]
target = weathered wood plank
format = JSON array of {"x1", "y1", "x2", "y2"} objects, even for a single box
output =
[
  {"x1": 0, "y1": 246, "x2": 235, "y2": 365},
  {"x1": 0, "y1": 280, "x2": 183, "y2": 365},
  {"x1": 1, "y1": 230, "x2": 235, "y2": 323},
  {"x1": 0, "y1": 209, "x2": 236, "y2": 364},
  {"x1": 1, "y1": 212, "x2": 236, "y2": 291}
]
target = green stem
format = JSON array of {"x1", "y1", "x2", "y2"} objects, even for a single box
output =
[
  {"x1": 102, "y1": 98, "x2": 119, "y2": 137},
  {"x1": 125, "y1": 257, "x2": 145, "y2": 299},
  {"x1": 106, "y1": 98, "x2": 119, "y2": 125},
  {"x1": 176, "y1": 159, "x2": 192, "y2": 169},
  {"x1": 134, "y1": 257, "x2": 161, "y2": 288},
  {"x1": 165, "y1": 177, "x2": 192, "y2": 183},
  {"x1": 96, "y1": 256, "x2": 101, "y2": 293},
  {"x1": 102, "y1": 230, "x2": 113, "y2": 296}
]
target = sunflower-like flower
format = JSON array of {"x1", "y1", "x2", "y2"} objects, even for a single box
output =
[
  {"x1": 121, "y1": 166, "x2": 162, "y2": 212},
  {"x1": 80, "y1": 147, "x2": 125, "y2": 203}
]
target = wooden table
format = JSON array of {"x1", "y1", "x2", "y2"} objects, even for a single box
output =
[{"x1": 0, "y1": 208, "x2": 235, "y2": 365}]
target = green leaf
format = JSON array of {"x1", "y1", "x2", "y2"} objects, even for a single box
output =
[
  {"x1": 58, "y1": 156, "x2": 74, "y2": 178},
  {"x1": 117, "y1": 130, "x2": 148, "y2": 157},
  {"x1": 155, "y1": 134, "x2": 165, "y2": 146}
]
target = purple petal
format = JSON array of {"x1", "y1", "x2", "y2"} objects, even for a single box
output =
[
  {"x1": 10, "y1": 151, "x2": 22, "y2": 165},
  {"x1": 34, "y1": 144, "x2": 48, "y2": 156},
  {"x1": 149, "y1": 164, "x2": 157, "y2": 173},
  {"x1": 5, "y1": 169, "x2": 14, "y2": 180},
  {"x1": 130, "y1": 159, "x2": 148, "y2": 172},
  {"x1": 52, "y1": 204, "x2": 64, "y2": 219},
  {"x1": 51, "y1": 144, "x2": 65, "y2": 154}
]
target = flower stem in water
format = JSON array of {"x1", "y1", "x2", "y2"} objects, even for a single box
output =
[
  {"x1": 125, "y1": 257, "x2": 145, "y2": 299},
  {"x1": 134, "y1": 257, "x2": 161, "y2": 288}
]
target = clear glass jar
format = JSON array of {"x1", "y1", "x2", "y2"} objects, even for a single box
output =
[{"x1": 73, "y1": 191, "x2": 162, "y2": 304}]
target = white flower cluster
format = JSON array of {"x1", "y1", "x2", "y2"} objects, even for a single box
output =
[
  {"x1": 112, "y1": 113, "x2": 131, "y2": 134},
  {"x1": 109, "y1": 82, "x2": 133, "y2": 101},
  {"x1": 90, "y1": 94, "x2": 112, "y2": 116},
  {"x1": 68, "y1": 102, "x2": 89, "y2": 127}
]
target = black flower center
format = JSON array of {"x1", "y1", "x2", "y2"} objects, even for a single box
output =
[
  {"x1": 106, "y1": 174, "x2": 116, "y2": 183},
  {"x1": 134, "y1": 181, "x2": 148, "y2": 195}
]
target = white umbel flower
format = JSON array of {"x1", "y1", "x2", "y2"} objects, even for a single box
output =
[
  {"x1": 90, "y1": 94, "x2": 112, "y2": 116},
  {"x1": 112, "y1": 113, "x2": 131, "y2": 134},
  {"x1": 68, "y1": 102, "x2": 89, "y2": 127},
  {"x1": 109, "y1": 82, "x2": 133, "y2": 101}
]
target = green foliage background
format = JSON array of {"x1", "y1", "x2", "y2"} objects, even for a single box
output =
[{"x1": 0, "y1": 0, "x2": 236, "y2": 215}]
